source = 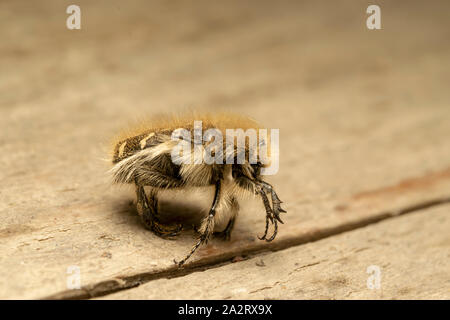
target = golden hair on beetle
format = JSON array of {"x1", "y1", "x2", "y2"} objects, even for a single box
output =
[{"x1": 109, "y1": 110, "x2": 285, "y2": 266}]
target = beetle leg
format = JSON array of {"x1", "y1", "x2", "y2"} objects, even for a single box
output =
[
  {"x1": 135, "y1": 185, "x2": 182, "y2": 238},
  {"x1": 214, "y1": 197, "x2": 239, "y2": 241}
]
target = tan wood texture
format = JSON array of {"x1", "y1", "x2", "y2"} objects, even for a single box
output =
[
  {"x1": 103, "y1": 204, "x2": 450, "y2": 300},
  {"x1": 0, "y1": 0, "x2": 449, "y2": 299}
]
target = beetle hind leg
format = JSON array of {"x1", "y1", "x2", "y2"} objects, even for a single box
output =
[{"x1": 135, "y1": 185, "x2": 182, "y2": 238}]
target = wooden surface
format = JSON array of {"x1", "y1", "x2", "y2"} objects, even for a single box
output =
[{"x1": 0, "y1": 0, "x2": 449, "y2": 299}]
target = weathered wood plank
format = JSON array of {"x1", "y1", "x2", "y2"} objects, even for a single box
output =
[
  {"x1": 103, "y1": 204, "x2": 450, "y2": 300},
  {"x1": 0, "y1": 0, "x2": 450, "y2": 299}
]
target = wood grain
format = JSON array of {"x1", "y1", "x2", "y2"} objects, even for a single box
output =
[{"x1": 0, "y1": 0, "x2": 449, "y2": 299}]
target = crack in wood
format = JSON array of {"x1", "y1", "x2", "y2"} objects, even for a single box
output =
[{"x1": 42, "y1": 196, "x2": 450, "y2": 300}]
